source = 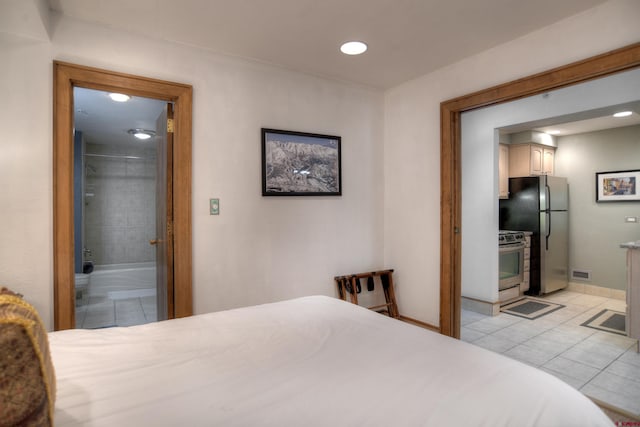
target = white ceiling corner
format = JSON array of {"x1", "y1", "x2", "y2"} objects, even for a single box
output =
[
  {"x1": 1, "y1": 0, "x2": 51, "y2": 41},
  {"x1": 52, "y1": 0, "x2": 635, "y2": 141},
  {"x1": 47, "y1": 0, "x2": 608, "y2": 90}
]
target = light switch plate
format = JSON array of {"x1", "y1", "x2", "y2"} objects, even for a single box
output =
[
  {"x1": 210, "y1": 198, "x2": 220, "y2": 215},
  {"x1": 625, "y1": 216, "x2": 637, "y2": 223}
]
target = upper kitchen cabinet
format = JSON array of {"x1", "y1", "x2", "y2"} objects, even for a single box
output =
[
  {"x1": 509, "y1": 143, "x2": 555, "y2": 177},
  {"x1": 542, "y1": 147, "x2": 554, "y2": 175},
  {"x1": 507, "y1": 131, "x2": 556, "y2": 177}
]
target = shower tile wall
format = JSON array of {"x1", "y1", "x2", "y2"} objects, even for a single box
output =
[{"x1": 85, "y1": 143, "x2": 156, "y2": 266}]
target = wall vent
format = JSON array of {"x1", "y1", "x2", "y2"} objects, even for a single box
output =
[{"x1": 571, "y1": 269, "x2": 592, "y2": 281}]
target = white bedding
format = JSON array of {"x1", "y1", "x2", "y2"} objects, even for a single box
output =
[{"x1": 50, "y1": 296, "x2": 613, "y2": 426}]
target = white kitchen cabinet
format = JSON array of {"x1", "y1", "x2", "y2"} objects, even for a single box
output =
[
  {"x1": 542, "y1": 147, "x2": 555, "y2": 175},
  {"x1": 509, "y1": 143, "x2": 555, "y2": 177}
]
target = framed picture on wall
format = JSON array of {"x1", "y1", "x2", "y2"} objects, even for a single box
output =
[
  {"x1": 596, "y1": 169, "x2": 640, "y2": 202},
  {"x1": 261, "y1": 128, "x2": 342, "y2": 196}
]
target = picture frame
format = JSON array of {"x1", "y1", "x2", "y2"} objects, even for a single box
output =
[
  {"x1": 261, "y1": 128, "x2": 341, "y2": 196},
  {"x1": 595, "y1": 169, "x2": 640, "y2": 202}
]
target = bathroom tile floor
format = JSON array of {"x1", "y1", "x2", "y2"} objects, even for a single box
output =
[
  {"x1": 462, "y1": 290, "x2": 640, "y2": 417},
  {"x1": 76, "y1": 294, "x2": 157, "y2": 329}
]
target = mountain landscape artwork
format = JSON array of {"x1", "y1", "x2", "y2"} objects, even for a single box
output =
[{"x1": 262, "y1": 129, "x2": 341, "y2": 196}]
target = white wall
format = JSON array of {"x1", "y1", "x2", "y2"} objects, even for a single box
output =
[
  {"x1": 3, "y1": 0, "x2": 640, "y2": 331},
  {"x1": 384, "y1": 0, "x2": 640, "y2": 325},
  {"x1": 0, "y1": 34, "x2": 52, "y2": 325},
  {"x1": 1, "y1": 11, "x2": 384, "y2": 330},
  {"x1": 556, "y1": 125, "x2": 640, "y2": 290}
]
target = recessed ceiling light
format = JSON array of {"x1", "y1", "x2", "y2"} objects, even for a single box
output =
[
  {"x1": 340, "y1": 41, "x2": 367, "y2": 55},
  {"x1": 128, "y1": 129, "x2": 156, "y2": 140},
  {"x1": 109, "y1": 93, "x2": 131, "y2": 102},
  {"x1": 613, "y1": 111, "x2": 633, "y2": 118},
  {"x1": 546, "y1": 130, "x2": 561, "y2": 135}
]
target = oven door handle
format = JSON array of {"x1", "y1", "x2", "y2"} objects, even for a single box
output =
[{"x1": 499, "y1": 242, "x2": 526, "y2": 251}]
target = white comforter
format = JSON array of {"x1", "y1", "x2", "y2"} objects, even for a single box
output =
[{"x1": 50, "y1": 296, "x2": 613, "y2": 426}]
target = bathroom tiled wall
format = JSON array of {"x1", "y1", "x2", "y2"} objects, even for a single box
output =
[{"x1": 84, "y1": 143, "x2": 156, "y2": 265}]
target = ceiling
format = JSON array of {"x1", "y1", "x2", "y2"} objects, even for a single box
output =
[
  {"x1": 501, "y1": 100, "x2": 640, "y2": 137},
  {"x1": 49, "y1": 0, "x2": 608, "y2": 90},
  {"x1": 74, "y1": 87, "x2": 166, "y2": 147},
  {"x1": 533, "y1": 111, "x2": 640, "y2": 136},
  {"x1": 62, "y1": 0, "x2": 637, "y2": 145}
]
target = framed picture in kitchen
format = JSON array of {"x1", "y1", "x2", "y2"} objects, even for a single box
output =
[
  {"x1": 596, "y1": 169, "x2": 640, "y2": 202},
  {"x1": 261, "y1": 128, "x2": 342, "y2": 196}
]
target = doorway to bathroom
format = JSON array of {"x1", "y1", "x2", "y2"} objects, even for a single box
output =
[
  {"x1": 53, "y1": 62, "x2": 193, "y2": 331},
  {"x1": 73, "y1": 87, "x2": 169, "y2": 329}
]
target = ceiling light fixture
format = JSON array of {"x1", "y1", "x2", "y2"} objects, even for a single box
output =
[
  {"x1": 109, "y1": 93, "x2": 131, "y2": 102},
  {"x1": 340, "y1": 41, "x2": 367, "y2": 55},
  {"x1": 546, "y1": 130, "x2": 561, "y2": 135},
  {"x1": 613, "y1": 111, "x2": 633, "y2": 118},
  {"x1": 128, "y1": 129, "x2": 156, "y2": 140}
]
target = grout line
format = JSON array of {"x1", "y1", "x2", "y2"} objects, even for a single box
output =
[
  {"x1": 464, "y1": 290, "x2": 639, "y2": 415},
  {"x1": 112, "y1": 299, "x2": 117, "y2": 327},
  {"x1": 593, "y1": 343, "x2": 640, "y2": 385},
  {"x1": 138, "y1": 297, "x2": 147, "y2": 321}
]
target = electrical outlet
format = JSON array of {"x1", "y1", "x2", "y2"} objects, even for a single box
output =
[{"x1": 210, "y1": 198, "x2": 220, "y2": 215}]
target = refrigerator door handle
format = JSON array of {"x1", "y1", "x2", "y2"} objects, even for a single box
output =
[
  {"x1": 545, "y1": 182, "x2": 551, "y2": 211},
  {"x1": 545, "y1": 183, "x2": 551, "y2": 251},
  {"x1": 545, "y1": 211, "x2": 551, "y2": 251}
]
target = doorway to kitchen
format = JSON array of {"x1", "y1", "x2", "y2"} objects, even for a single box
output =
[
  {"x1": 438, "y1": 42, "x2": 640, "y2": 338},
  {"x1": 444, "y1": 46, "x2": 640, "y2": 418}
]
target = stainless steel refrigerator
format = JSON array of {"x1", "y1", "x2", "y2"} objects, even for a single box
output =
[{"x1": 499, "y1": 175, "x2": 569, "y2": 295}]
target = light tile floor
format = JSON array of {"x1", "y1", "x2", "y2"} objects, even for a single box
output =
[
  {"x1": 76, "y1": 294, "x2": 157, "y2": 329},
  {"x1": 461, "y1": 290, "x2": 640, "y2": 416}
]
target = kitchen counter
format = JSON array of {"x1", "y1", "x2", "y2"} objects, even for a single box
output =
[
  {"x1": 620, "y1": 241, "x2": 640, "y2": 249},
  {"x1": 621, "y1": 242, "x2": 640, "y2": 352}
]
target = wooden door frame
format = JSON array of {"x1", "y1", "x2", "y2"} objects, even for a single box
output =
[
  {"x1": 53, "y1": 61, "x2": 193, "y2": 330},
  {"x1": 439, "y1": 43, "x2": 640, "y2": 338}
]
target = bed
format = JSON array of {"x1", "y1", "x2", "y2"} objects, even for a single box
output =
[{"x1": 43, "y1": 296, "x2": 613, "y2": 426}]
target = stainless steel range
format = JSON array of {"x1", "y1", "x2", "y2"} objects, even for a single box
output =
[{"x1": 499, "y1": 230, "x2": 525, "y2": 291}]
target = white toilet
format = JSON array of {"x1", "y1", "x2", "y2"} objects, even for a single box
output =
[{"x1": 75, "y1": 273, "x2": 90, "y2": 305}]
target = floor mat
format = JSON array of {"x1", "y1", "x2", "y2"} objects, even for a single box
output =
[
  {"x1": 500, "y1": 297, "x2": 565, "y2": 320},
  {"x1": 581, "y1": 309, "x2": 626, "y2": 335}
]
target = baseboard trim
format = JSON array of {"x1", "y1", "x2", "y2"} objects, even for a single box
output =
[
  {"x1": 461, "y1": 296, "x2": 500, "y2": 316},
  {"x1": 567, "y1": 282, "x2": 626, "y2": 300},
  {"x1": 399, "y1": 315, "x2": 440, "y2": 333}
]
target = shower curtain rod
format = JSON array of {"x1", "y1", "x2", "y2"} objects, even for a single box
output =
[{"x1": 84, "y1": 153, "x2": 151, "y2": 160}]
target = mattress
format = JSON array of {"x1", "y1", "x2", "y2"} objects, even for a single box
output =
[{"x1": 49, "y1": 296, "x2": 613, "y2": 426}]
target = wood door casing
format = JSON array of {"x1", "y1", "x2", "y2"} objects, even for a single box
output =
[
  {"x1": 53, "y1": 62, "x2": 192, "y2": 330},
  {"x1": 439, "y1": 42, "x2": 640, "y2": 338}
]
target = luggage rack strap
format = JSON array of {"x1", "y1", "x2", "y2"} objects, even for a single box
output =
[{"x1": 333, "y1": 269, "x2": 399, "y2": 318}]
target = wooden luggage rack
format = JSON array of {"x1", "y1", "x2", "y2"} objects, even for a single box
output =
[{"x1": 334, "y1": 269, "x2": 399, "y2": 318}]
